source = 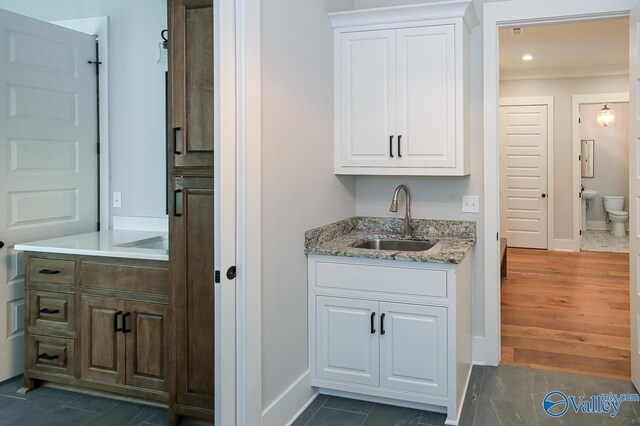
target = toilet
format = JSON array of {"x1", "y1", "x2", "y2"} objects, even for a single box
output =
[{"x1": 603, "y1": 195, "x2": 629, "y2": 237}]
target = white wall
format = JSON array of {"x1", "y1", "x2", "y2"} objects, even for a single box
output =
[
  {"x1": 580, "y1": 102, "x2": 629, "y2": 225},
  {"x1": 0, "y1": 0, "x2": 168, "y2": 225},
  {"x1": 261, "y1": 0, "x2": 356, "y2": 412},
  {"x1": 500, "y1": 75, "x2": 629, "y2": 240}
]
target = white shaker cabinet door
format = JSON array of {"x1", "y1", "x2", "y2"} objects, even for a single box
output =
[
  {"x1": 396, "y1": 25, "x2": 456, "y2": 168},
  {"x1": 338, "y1": 30, "x2": 396, "y2": 167},
  {"x1": 379, "y1": 302, "x2": 448, "y2": 396},
  {"x1": 316, "y1": 296, "x2": 379, "y2": 386}
]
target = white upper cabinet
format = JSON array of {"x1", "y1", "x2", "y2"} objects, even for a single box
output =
[{"x1": 330, "y1": 2, "x2": 477, "y2": 176}]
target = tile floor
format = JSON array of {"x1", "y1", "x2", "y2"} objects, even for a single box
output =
[
  {"x1": 293, "y1": 365, "x2": 640, "y2": 426},
  {"x1": 581, "y1": 230, "x2": 629, "y2": 253}
]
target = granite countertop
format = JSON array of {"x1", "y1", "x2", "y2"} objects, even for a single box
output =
[
  {"x1": 305, "y1": 216, "x2": 475, "y2": 264},
  {"x1": 14, "y1": 230, "x2": 169, "y2": 261}
]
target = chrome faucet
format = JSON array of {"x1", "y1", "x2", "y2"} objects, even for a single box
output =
[{"x1": 389, "y1": 184, "x2": 412, "y2": 237}]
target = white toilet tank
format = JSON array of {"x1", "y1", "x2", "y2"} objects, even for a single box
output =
[{"x1": 603, "y1": 195, "x2": 625, "y2": 212}]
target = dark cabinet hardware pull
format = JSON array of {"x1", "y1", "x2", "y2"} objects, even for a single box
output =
[
  {"x1": 370, "y1": 312, "x2": 376, "y2": 334},
  {"x1": 114, "y1": 311, "x2": 123, "y2": 333},
  {"x1": 174, "y1": 189, "x2": 183, "y2": 217},
  {"x1": 541, "y1": 193, "x2": 547, "y2": 198},
  {"x1": 173, "y1": 127, "x2": 182, "y2": 154},
  {"x1": 0, "y1": 241, "x2": 4, "y2": 249},
  {"x1": 380, "y1": 313, "x2": 386, "y2": 335},
  {"x1": 389, "y1": 136, "x2": 394, "y2": 158},
  {"x1": 122, "y1": 312, "x2": 131, "y2": 334},
  {"x1": 39, "y1": 308, "x2": 60, "y2": 315},
  {"x1": 39, "y1": 269, "x2": 60, "y2": 275},
  {"x1": 398, "y1": 135, "x2": 402, "y2": 158},
  {"x1": 39, "y1": 353, "x2": 59, "y2": 360}
]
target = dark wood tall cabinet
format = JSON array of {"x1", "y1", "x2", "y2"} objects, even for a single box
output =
[{"x1": 168, "y1": 0, "x2": 215, "y2": 424}]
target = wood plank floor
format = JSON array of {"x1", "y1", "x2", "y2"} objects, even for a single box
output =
[{"x1": 501, "y1": 247, "x2": 631, "y2": 379}]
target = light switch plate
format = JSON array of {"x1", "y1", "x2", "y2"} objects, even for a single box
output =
[
  {"x1": 113, "y1": 192, "x2": 122, "y2": 208},
  {"x1": 462, "y1": 195, "x2": 479, "y2": 213}
]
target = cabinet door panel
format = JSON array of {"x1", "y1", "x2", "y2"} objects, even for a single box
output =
[
  {"x1": 316, "y1": 296, "x2": 379, "y2": 386},
  {"x1": 339, "y1": 30, "x2": 396, "y2": 167},
  {"x1": 80, "y1": 296, "x2": 125, "y2": 385},
  {"x1": 125, "y1": 300, "x2": 169, "y2": 392},
  {"x1": 379, "y1": 302, "x2": 447, "y2": 396},
  {"x1": 396, "y1": 26, "x2": 455, "y2": 168}
]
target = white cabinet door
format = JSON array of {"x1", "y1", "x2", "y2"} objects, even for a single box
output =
[
  {"x1": 316, "y1": 296, "x2": 379, "y2": 386},
  {"x1": 338, "y1": 30, "x2": 396, "y2": 167},
  {"x1": 379, "y1": 302, "x2": 447, "y2": 396},
  {"x1": 396, "y1": 25, "x2": 456, "y2": 168}
]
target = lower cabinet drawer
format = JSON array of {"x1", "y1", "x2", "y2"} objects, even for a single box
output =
[
  {"x1": 29, "y1": 291, "x2": 75, "y2": 332},
  {"x1": 28, "y1": 335, "x2": 75, "y2": 377}
]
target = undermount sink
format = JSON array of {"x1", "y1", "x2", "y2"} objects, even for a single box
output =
[
  {"x1": 116, "y1": 236, "x2": 168, "y2": 250},
  {"x1": 352, "y1": 238, "x2": 439, "y2": 252},
  {"x1": 582, "y1": 189, "x2": 598, "y2": 200}
]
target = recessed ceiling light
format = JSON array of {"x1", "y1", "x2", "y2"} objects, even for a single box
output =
[{"x1": 522, "y1": 54, "x2": 533, "y2": 61}]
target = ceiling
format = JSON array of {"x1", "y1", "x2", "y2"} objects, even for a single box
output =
[{"x1": 499, "y1": 17, "x2": 629, "y2": 80}]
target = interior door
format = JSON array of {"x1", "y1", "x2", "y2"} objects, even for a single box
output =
[
  {"x1": 0, "y1": 9, "x2": 98, "y2": 381},
  {"x1": 500, "y1": 104, "x2": 549, "y2": 249},
  {"x1": 629, "y1": 1, "x2": 640, "y2": 391}
]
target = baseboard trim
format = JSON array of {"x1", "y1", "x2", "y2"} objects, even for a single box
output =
[
  {"x1": 552, "y1": 238, "x2": 578, "y2": 251},
  {"x1": 262, "y1": 370, "x2": 316, "y2": 426},
  {"x1": 586, "y1": 220, "x2": 609, "y2": 231},
  {"x1": 472, "y1": 335, "x2": 497, "y2": 365}
]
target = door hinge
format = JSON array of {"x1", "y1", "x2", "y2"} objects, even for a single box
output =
[
  {"x1": 580, "y1": 230, "x2": 582, "y2": 235},
  {"x1": 578, "y1": 118, "x2": 581, "y2": 124},
  {"x1": 579, "y1": 192, "x2": 582, "y2": 199},
  {"x1": 215, "y1": 270, "x2": 220, "y2": 283},
  {"x1": 496, "y1": 232, "x2": 499, "y2": 241},
  {"x1": 97, "y1": 143, "x2": 100, "y2": 155},
  {"x1": 578, "y1": 154, "x2": 581, "y2": 161}
]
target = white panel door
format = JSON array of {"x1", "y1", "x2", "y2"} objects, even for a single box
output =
[
  {"x1": 500, "y1": 105, "x2": 549, "y2": 249},
  {"x1": 396, "y1": 25, "x2": 455, "y2": 168},
  {"x1": 316, "y1": 296, "x2": 379, "y2": 386},
  {"x1": 0, "y1": 9, "x2": 98, "y2": 381},
  {"x1": 379, "y1": 302, "x2": 447, "y2": 396},
  {"x1": 339, "y1": 30, "x2": 396, "y2": 167},
  {"x1": 629, "y1": 1, "x2": 640, "y2": 391}
]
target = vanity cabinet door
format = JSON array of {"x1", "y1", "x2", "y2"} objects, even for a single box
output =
[
  {"x1": 316, "y1": 296, "x2": 379, "y2": 386},
  {"x1": 124, "y1": 301, "x2": 169, "y2": 392},
  {"x1": 80, "y1": 296, "x2": 126, "y2": 385},
  {"x1": 169, "y1": 0, "x2": 214, "y2": 169},
  {"x1": 379, "y1": 302, "x2": 447, "y2": 396}
]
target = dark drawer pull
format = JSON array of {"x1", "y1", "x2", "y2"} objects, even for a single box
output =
[
  {"x1": 174, "y1": 189, "x2": 183, "y2": 217},
  {"x1": 370, "y1": 312, "x2": 376, "y2": 334},
  {"x1": 380, "y1": 313, "x2": 386, "y2": 335},
  {"x1": 122, "y1": 312, "x2": 131, "y2": 334},
  {"x1": 114, "y1": 311, "x2": 123, "y2": 333},
  {"x1": 39, "y1": 308, "x2": 60, "y2": 315},
  {"x1": 38, "y1": 269, "x2": 60, "y2": 275},
  {"x1": 173, "y1": 127, "x2": 182, "y2": 154},
  {"x1": 38, "y1": 353, "x2": 59, "y2": 361}
]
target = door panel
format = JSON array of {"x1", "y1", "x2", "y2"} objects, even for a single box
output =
[
  {"x1": 80, "y1": 296, "x2": 125, "y2": 385},
  {"x1": 500, "y1": 105, "x2": 549, "y2": 249},
  {"x1": 316, "y1": 296, "x2": 379, "y2": 386},
  {"x1": 125, "y1": 300, "x2": 169, "y2": 392},
  {"x1": 0, "y1": 9, "x2": 97, "y2": 381},
  {"x1": 396, "y1": 25, "x2": 455, "y2": 168},
  {"x1": 339, "y1": 30, "x2": 396, "y2": 167}
]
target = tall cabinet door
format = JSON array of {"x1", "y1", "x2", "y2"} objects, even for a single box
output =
[
  {"x1": 171, "y1": 176, "x2": 214, "y2": 411},
  {"x1": 80, "y1": 296, "x2": 126, "y2": 385},
  {"x1": 316, "y1": 296, "x2": 379, "y2": 386},
  {"x1": 338, "y1": 30, "x2": 397, "y2": 168},
  {"x1": 169, "y1": 0, "x2": 214, "y2": 169},
  {"x1": 124, "y1": 300, "x2": 169, "y2": 392},
  {"x1": 379, "y1": 302, "x2": 447, "y2": 396},
  {"x1": 396, "y1": 25, "x2": 456, "y2": 168}
]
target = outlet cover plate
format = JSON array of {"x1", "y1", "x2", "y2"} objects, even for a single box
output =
[
  {"x1": 462, "y1": 195, "x2": 479, "y2": 213},
  {"x1": 113, "y1": 192, "x2": 122, "y2": 208}
]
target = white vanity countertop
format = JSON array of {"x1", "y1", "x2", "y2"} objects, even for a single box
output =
[{"x1": 14, "y1": 230, "x2": 169, "y2": 261}]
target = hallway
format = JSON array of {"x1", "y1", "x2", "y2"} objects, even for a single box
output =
[{"x1": 501, "y1": 248, "x2": 630, "y2": 378}]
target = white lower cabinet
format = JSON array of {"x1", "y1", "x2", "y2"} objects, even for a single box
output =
[{"x1": 309, "y1": 255, "x2": 472, "y2": 426}]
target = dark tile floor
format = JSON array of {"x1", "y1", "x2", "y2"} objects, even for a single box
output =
[{"x1": 293, "y1": 365, "x2": 640, "y2": 426}]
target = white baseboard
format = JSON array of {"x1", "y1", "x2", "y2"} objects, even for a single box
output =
[
  {"x1": 552, "y1": 238, "x2": 578, "y2": 251},
  {"x1": 262, "y1": 370, "x2": 316, "y2": 426},
  {"x1": 112, "y1": 216, "x2": 168, "y2": 232},
  {"x1": 586, "y1": 220, "x2": 609, "y2": 231},
  {"x1": 472, "y1": 335, "x2": 498, "y2": 366}
]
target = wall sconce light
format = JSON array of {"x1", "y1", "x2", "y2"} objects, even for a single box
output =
[
  {"x1": 597, "y1": 104, "x2": 615, "y2": 127},
  {"x1": 157, "y1": 29, "x2": 168, "y2": 66}
]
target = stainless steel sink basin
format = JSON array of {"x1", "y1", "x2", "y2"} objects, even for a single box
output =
[{"x1": 352, "y1": 238, "x2": 438, "y2": 252}]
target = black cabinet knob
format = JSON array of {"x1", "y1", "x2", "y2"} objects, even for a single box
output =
[
  {"x1": 541, "y1": 193, "x2": 547, "y2": 198},
  {"x1": 0, "y1": 241, "x2": 4, "y2": 249}
]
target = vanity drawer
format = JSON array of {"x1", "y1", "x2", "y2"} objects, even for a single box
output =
[
  {"x1": 315, "y1": 260, "x2": 447, "y2": 298},
  {"x1": 28, "y1": 335, "x2": 75, "y2": 377},
  {"x1": 29, "y1": 291, "x2": 75, "y2": 332},
  {"x1": 81, "y1": 261, "x2": 169, "y2": 295},
  {"x1": 29, "y1": 258, "x2": 76, "y2": 286}
]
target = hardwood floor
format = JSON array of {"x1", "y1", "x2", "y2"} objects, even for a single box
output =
[{"x1": 501, "y1": 247, "x2": 630, "y2": 379}]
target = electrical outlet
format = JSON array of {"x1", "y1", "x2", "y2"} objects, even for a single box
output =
[
  {"x1": 462, "y1": 195, "x2": 479, "y2": 213},
  {"x1": 113, "y1": 192, "x2": 122, "y2": 208}
]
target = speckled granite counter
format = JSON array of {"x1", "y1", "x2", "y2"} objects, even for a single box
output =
[{"x1": 305, "y1": 216, "x2": 475, "y2": 264}]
